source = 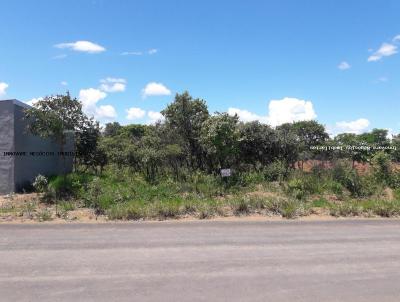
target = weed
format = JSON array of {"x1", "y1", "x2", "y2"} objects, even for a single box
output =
[{"x1": 37, "y1": 208, "x2": 53, "y2": 222}]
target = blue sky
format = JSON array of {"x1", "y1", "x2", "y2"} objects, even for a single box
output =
[{"x1": 0, "y1": 0, "x2": 399, "y2": 135}]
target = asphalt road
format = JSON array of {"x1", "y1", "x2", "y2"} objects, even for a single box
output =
[{"x1": 1, "y1": 220, "x2": 400, "y2": 302}]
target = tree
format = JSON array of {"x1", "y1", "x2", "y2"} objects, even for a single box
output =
[
  {"x1": 334, "y1": 133, "x2": 369, "y2": 168},
  {"x1": 200, "y1": 113, "x2": 239, "y2": 172},
  {"x1": 103, "y1": 122, "x2": 121, "y2": 137},
  {"x1": 75, "y1": 118, "x2": 106, "y2": 173},
  {"x1": 284, "y1": 121, "x2": 329, "y2": 169},
  {"x1": 238, "y1": 121, "x2": 278, "y2": 170},
  {"x1": 275, "y1": 123, "x2": 300, "y2": 169},
  {"x1": 25, "y1": 93, "x2": 86, "y2": 175},
  {"x1": 162, "y1": 92, "x2": 209, "y2": 170},
  {"x1": 392, "y1": 134, "x2": 400, "y2": 163}
]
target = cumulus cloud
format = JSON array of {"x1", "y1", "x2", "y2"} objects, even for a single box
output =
[
  {"x1": 0, "y1": 82, "x2": 9, "y2": 96},
  {"x1": 61, "y1": 81, "x2": 68, "y2": 86},
  {"x1": 267, "y1": 97, "x2": 317, "y2": 126},
  {"x1": 55, "y1": 40, "x2": 106, "y2": 53},
  {"x1": 25, "y1": 97, "x2": 43, "y2": 106},
  {"x1": 393, "y1": 35, "x2": 400, "y2": 42},
  {"x1": 148, "y1": 48, "x2": 158, "y2": 55},
  {"x1": 79, "y1": 88, "x2": 116, "y2": 120},
  {"x1": 147, "y1": 111, "x2": 165, "y2": 124},
  {"x1": 126, "y1": 107, "x2": 146, "y2": 120},
  {"x1": 335, "y1": 118, "x2": 370, "y2": 134},
  {"x1": 338, "y1": 61, "x2": 351, "y2": 70},
  {"x1": 227, "y1": 108, "x2": 267, "y2": 123},
  {"x1": 99, "y1": 77, "x2": 126, "y2": 92},
  {"x1": 142, "y1": 82, "x2": 171, "y2": 97},
  {"x1": 368, "y1": 43, "x2": 397, "y2": 62},
  {"x1": 228, "y1": 97, "x2": 317, "y2": 127},
  {"x1": 95, "y1": 105, "x2": 117, "y2": 119},
  {"x1": 79, "y1": 88, "x2": 107, "y2": 110}
]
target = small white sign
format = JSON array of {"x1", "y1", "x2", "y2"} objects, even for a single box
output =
[{"x1": 221, "y1": 169, "x2": 231, "y2": 177}]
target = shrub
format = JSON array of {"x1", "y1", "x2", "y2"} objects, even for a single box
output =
[
  {"x1": 107, "y1": 202, "x2": 146, "y2": 220},
  {"x1": 32, "y1": 174, "x2": 48, "y2": 193},
  {"x1": 59, "y1": 201, "x2": 76, "y2": 212},
  {"x1": 286, "y1": 174, "x2": 321, "y2": 200},
  {"x1": 232, "y1": 198, "x2": 250, "y2": 215},
  {"x1": 37, "y1": 208, "x2": 52, "y2": 221},
  {"x1": 371, "y1": 200, "x2": 400, "y2": 217},
  {"x1": 279, "y1": 199, "x2": 306, "y2": 219},
  {"x1": 371, "y1": 152, "x2": 392, "y2": 184},
  {"x1": 311, "y1": 198, "x2": 330, "y2": 208},
  {"x1": 264, "y1": 161, "x2": 287, "y2": 182},
  {"x1": 329, "y1": 201, "x2": 363, "y2": 217}
]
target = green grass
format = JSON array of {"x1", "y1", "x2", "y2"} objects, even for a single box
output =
[
  {"x1": 29, "y1": 166, "x2": 400, "y2": 221},
  {"x1": 311, "y1": 198, "x2": 330, "y2": 208}
]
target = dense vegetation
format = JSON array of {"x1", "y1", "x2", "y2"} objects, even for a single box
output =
[{"x1": 22, "y1": 92, "x2": 400, "y2": 221}]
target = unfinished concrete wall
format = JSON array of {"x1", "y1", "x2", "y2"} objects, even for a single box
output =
[
  {"x1": 13, "y1": 102, "x2": 74, "y2": 191},
  {"x1": 0, "y1": 99, "x2": 74, "y2": 194},
  {"x1": 0, "y1": 100, "x2": 15, "y2": 193}
]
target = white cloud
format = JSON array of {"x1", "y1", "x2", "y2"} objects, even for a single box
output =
[
  {"x1": 79, "y1": 88, "x2": 107, "y2": 110},
  {"x1": 99, "y1": 77, "x2": 126, "y2": 92},
  {"x1": 228, "y1": 97, "x2": 317, "y2": 127},
  {"x1": 148, "y1": 49, "x2": 158, "y2": 55},
  {"x1": 95, "y1": 105, "x2": 117, "y2": 119},
  {"x1": 25, "y1": 97, "x2": 43, "y2": 106},
  {"x1": 335, "y1": 118, "x2": 370, "y2": 134},
  {"x1": 368, "y1": 43, "x2": 397, "y2": 62},
  {"x1": 227, "y1": 108, "x2": 267, "y2": 123},
  {"x1": 121, "y1": 51, "x2": 143, "y2": 56},
  {"x1": 393, "y1": 35, "x2": 400, "y2": 42},
  {"x1": 267, "y1": 97, "x2": 317, "y2": 126},
  {"x1": 377, "y1": 76, "x2": 388, "y2": 82},
  {"x1": 147, "y1": 111, "x2": 165, "y2": 124},
  {"x1": 61, "y1": 81, "x2": 68, "y2": 86},
  {"x1": 55, "y1": 40, "x2": 106, "y2": 53},
  {"x1": 142, "y1": 82, "x2": 171, "y2": 97},
  {"x1": 126, "y1": 107, "x2": 146, "y2": 120},
  {"x1": 338, "y1": 61, "x2": 351, "y2": 70},
  {"x1": 0, "y1": 82, "x2": 9, "y2": 96},
  {"x1": 386, "y1": 128, "x2": 396, "y2": 139},
  {"x1": 79, "y1": 88, "x2": 117, "y2": 120}
]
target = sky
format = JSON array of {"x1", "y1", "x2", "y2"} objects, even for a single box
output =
[{"x1": 0, "y1": 0, "x2": 399, "y2": 136}]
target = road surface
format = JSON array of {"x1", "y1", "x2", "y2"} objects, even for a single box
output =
[{"x1": 1, "y1": 220, "x2": 400, "y2": 301}]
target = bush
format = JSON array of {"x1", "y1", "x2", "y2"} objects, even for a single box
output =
[
  {"x1": 329, "y1": 201, "x2": 363, "y2": 217},
  {"x1": 279, "y1": 199, "x2": 307, "y2": 219},
  {"x1": 372, "y1": 152, "x2": 392, "y2": 184},
  {"x1": 32, "y1": 174, "x2": 48, "y2": 193},
  {"x1": 107, "y1": 202, "x2": 146, "y2": 220},
  {"x1": 37, "y1": 208, "x2": 52, "y2": 221},
  {"x1": 264, "y1": 161, "x2": 287, "y2": 182},
  {"x1": 286, "y1": 174, "x2": 321, "y2": 199}
]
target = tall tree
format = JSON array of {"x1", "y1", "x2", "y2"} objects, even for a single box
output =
[
  {"x1": 25, "y1": 93, "x2": 86, "y2": 174},
  {"x1": 162, "y1": 92, "x2": 209, "y2": 170},
  {"x1": 238, "y1": 121, "x2": 278, "y2": 170},
  {"x1": 200, "y1": 113, "x2": 239, "y2": 172}
]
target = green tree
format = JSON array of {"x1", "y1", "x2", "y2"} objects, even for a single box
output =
[
  {"x1": 334, "y1": 133, "x2": 369, "y2": 168},
  {"x1": 162, "y1": 92, "x2": 209, "y2": 170},
  {"x1": 238, "y1": 121, "x2": 278, "y2": 170},
  {"x1": 25, "y1": 93, "x2": 86, "y2": 174},
  {"x1": 392, "y1": 134, "x2": 400, "y2": 162},
  {"x1": 200, "y1": 113, "x2": 239, "y2": 172},
  {"x1": 103, "y1": 122, "x2": 121, "y2": 137}
]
